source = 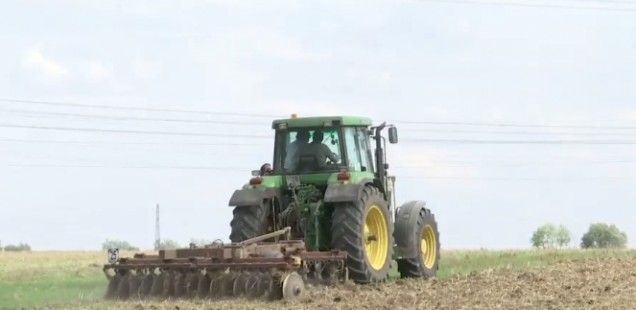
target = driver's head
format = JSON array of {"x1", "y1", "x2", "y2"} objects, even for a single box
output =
[
  {"x1": 260, "y1": 163, "x2": 272, "y2": 175},
  {"x1": 296, "y1": 130, "x2": 310, "y2": 142},
  {"x1": 312, "y1": 130, "x2": 324, "y2": 143}
]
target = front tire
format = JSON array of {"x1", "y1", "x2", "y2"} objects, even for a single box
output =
[
  {"x1": 395, "y1": 201, "x2": 440, "y2": 278},
  {"x1": 330, "y1": 185, "x2": 393, "y2": 284}
]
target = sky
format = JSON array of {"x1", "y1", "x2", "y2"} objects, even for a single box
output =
[{"x1": 0, "y1": 0, "x2": 635, "y2": 251}]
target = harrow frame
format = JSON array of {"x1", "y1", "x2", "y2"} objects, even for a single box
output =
[{"x1": 103, "y1": 227, "x2": 348, "y2": 301}]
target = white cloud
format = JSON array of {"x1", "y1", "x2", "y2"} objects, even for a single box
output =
[{"x1": 21, "y1": 48, "x2": 70, "y2": 81}]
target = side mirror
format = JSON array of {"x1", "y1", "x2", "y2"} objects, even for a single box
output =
[
  {"x1": 251, "y1": 170, "x2": 261, "y2": 176},
  {"x1": 388, "y1": 127, "x2": 398, "y2": 144}
]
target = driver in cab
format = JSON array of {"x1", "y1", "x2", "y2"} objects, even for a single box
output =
[{"x1": 297, "y1": 130, "x2": 340, "y2": 168}]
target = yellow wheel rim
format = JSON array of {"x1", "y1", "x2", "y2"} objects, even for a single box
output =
[
  {"x1": 364, "y1": 205, "x2": 389, "y2": 270},
  {"x1": 421, "y1": 225, "x2": 437, "y2": 269}
]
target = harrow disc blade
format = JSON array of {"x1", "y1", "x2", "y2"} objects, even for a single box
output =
[
  {"x1": 150, "y1": 272, "x2": 165, "y2": 296},
  {"x1": 209, "y1": 273, "x2": 224, "y2": 297},
  {"x1": 140, "y1": 273, "x2": 154, "y2": 297},
  {"x1": 222, "y1": 273, "x2": 239, "y2": 296},
  {"x1": 232, "y1": 273, "x2": 250, "y2": 297},
  {"x1": 196, "y1": 273, "x2": 211, "y2": 298},
  {"x1": 257, "y1": 272, "x2": 273, "y2": 298},
  {"x1": 162, "y1": 271, "x2": 176, "y2": 297},
  {"x1": 129, "y1": 273, "x2": 143, "y2": 298},
  {"x1": 185, "y1": 273, "x2": 199, "y2": 298},
  {"x1": 281, "y1": 272, "x2": 305, "y2": 300},
  {"x1": 105, "y1": 274, "x2": 121, "y2": 299},
  {"x1": 174, "y1": 272, "x2": 187, "y2": 298},
  {"x1": 117, "y1": 274, "x2": 131, "y2": 300},
  {"x1": 245, "y1": 273, "x2": 261, "y2": 298}
]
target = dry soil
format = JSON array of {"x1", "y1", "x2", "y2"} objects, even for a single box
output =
[{"x1": 45, "y1": 256, "x2": 636, "y2": 310}]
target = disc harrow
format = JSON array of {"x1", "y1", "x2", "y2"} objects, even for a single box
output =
[{"x1": 103, "y1": 227, "x2": 347, "y2": 302}]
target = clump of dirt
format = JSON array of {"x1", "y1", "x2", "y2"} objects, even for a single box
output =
[{"x1": 107, "y1": 257, "x2": 636, "y2": 310}]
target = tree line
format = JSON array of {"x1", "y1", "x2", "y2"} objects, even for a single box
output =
[
  {"x1": 531, "y1": 222, "x2": 628, "y2": 249},
  {"x1": 3, "y1": 223, "x2": 627, "y2": 252},
  {"x1": 0, "y1": 241, "x2": 31, "y2": 252},
  {"x1": 101, "y1": 238, "x2": 215, "y2": 251}
]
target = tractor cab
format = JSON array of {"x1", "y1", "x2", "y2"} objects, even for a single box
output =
[
  {"x1": 267, "y1": 115, "x2": 398, "y2": 190},
  {"x1": 274, "y1": 126, "x2": 370, "y2": 176},
  {"x1": 270, "y1": 115, "x2": 389, "y2": 176}
]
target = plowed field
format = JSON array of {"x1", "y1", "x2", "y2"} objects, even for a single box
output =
[
  {"x1": 3, "y1": 250, "x2": 636, "y2": 309},
  {"x1": 83, "y1": 257, "x2": 636, "y2": 310}
]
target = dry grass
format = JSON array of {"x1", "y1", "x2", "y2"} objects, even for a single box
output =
[{"x1": 2, "y1": 249, "x2": 636, "y2": 309}]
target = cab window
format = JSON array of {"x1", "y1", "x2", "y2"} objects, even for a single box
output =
[
  {"x1": 356, "y1": 127, "x2": 374, "y2": 172},
  {"x1": 343, "y1": 127, "x2": 363, "y2": 171},
  {"x1": 276, "y1": 127, "x2": 343, "y2": 173}
]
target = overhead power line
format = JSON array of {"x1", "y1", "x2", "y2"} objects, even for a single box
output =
[
  {"x1": 3, "y1": 97, "x2": 636, "y2": 131},
  {"x1": 3, "y1": 124, "x2": 636, "y2": 144},
  {"x1": 394, "y1": 159, "x2": 636, "y2": 168},
  {"x1": 409, "y1": 138, "x2": 636, "y2": 144},
  {"x1": 393, "y1": 119, "x2": 636, "y2": 131},
  {"x1": 4, "y1": 152, "x2": 634, "y2": 169},
  {"x1": 409, "y1": 129, "x2": 636, "y2": 137},
  {"x1": 2, "y1": 164, "x2": 247, "y2": 171},
  {"x1": 3, "y1": 142, "x2": 635, "y2": 167},
  {"x1": 0, "y1": 98, "x2": 280, "y2": 118},
  {"x1": 413, "y1": 0, "x2": 636, "y2": 12},
  {"x1": 0, "y1": 124, "x2": 271, "y2": 139},
  {"x1": 6, "y1": 107, "x2": 636, "y2": 137},
  {"x1": 0, "y1": 108, "x2": 268, "y2": 126},
  {"x1": 0, "y1": 138, "x2": 265, "y2": 147}
]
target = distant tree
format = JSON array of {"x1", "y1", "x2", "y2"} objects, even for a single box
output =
[
  {"x1": 101, "y1": 239, "x2": 139, "y2": 251},
  {"x1": 531, "y1": 223, "x2": 557, "y2": 248},
  {"x1": 555, "y1": 225, "x2": 572, "y2": 248},
  {"x1": 159, "y1": 239, "x2": 180, "y2": 250},
  {"x1": 3, "y1": 242, "x2": 31, "y2": 252},
  {"x1": 580, "y1": 223, "x2": 628, "y2": 249},
  {"x1": 531, "y1": 223, "x2": 572, "y2": 248}
]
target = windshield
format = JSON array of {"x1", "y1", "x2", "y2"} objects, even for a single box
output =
[{"x1": 274, "y1": 127, "x2": 344, "y2": 174}]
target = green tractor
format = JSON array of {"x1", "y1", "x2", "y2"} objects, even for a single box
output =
[{"x1": 228, "y1": 115, "x2": 440, "y2": 284}]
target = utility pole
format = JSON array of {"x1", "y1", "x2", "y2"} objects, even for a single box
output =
[{"x1": 154, "y1": 204, "x2": 161, "y2": 250}]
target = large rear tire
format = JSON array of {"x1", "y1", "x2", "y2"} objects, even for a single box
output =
[
  {"x1": 330, "y1": 185, "x2": 393, "y2": 284},
  {"x1": 394, "y1": 201, "x2": 440, "y2": 278},
  {"x1": 229, "y1": 201, "x2": 270, "y2": 242}
]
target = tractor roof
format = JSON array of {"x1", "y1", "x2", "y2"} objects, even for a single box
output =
[{"x1": 271, "y1": 115, "x2": 373, "y2": 129}]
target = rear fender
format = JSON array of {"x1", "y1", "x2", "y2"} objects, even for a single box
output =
[
  {"x1": 228, "y1": 176, "x2": 282, "y2": 207},
  {"x1": 228, "y1": 187, "x2": 280, "y2": 207},
  {"x1": 323, "y1": 178, "x2": 375, "y2": 203}
]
